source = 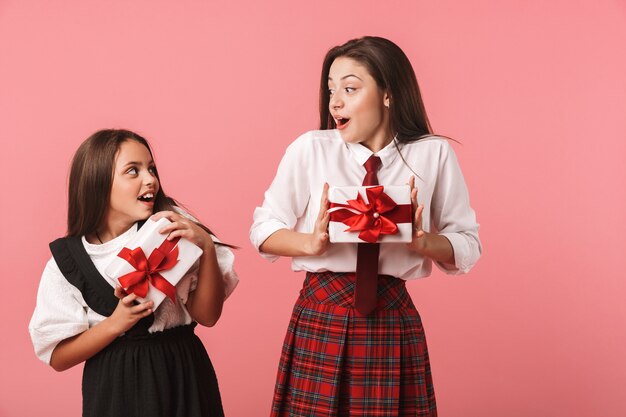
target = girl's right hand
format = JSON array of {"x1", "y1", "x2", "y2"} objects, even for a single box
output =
[
  {"x1": 306, "y1": 183, "x2": 330, "y2": 256},
  {"x1": 108, "y1": 286, "x2": 154, "y2": 335}
]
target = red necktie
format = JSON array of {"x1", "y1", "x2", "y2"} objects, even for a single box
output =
[{"x1": 354, "y1": 155, "x2": 382, "y2": 315}]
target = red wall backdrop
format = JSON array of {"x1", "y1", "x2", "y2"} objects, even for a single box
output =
[{"x1": 1, "y1": 1, "x2": 625, "y2": 416}]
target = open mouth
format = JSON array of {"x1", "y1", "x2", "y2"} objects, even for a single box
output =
[
  {"x1": 138, "y1": 192, "x2": 155, "y2": 203},
  {"x1": 335, "y1": 117, "x2": 351, "y2": 130}
]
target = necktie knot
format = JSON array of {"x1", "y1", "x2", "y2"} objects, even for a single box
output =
[
  {"x1": 364, "y1": 155, "x2": 382, "y2": 174},
  {"x1": 362, "y1": 155, "x2": 381, "y2": 186}
]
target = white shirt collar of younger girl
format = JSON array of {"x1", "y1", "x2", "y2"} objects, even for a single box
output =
[{"x1": 81, "y1": 223, "x2": 139, "y2": 257}]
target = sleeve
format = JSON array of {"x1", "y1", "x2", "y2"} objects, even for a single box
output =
[
  {"x1": 213, "y1": 241, "x2": 238, "y2": 299},
  {"x1": 177, "y1": 242, "x2": 238, "y2": 302},
  {"x1": 28, "y1": 258, "x2": 89, "y2": 365},
  {"x1": 430, "y1": 141, "x2": 482, "y2": 274},
  {"x1": 172, "y1": 209, "x2": 239, "y2": 301},
  {"x1": 249, "y1": 133, "x2": 312, "y2": 261}
]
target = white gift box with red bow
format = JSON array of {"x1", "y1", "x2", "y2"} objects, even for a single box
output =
[
  {"x1": 105, "y1": 218, "x2": 203, "y2": 309},
  {"x1": 327, "y1": 185, "x2": 413, "y2": 243}
]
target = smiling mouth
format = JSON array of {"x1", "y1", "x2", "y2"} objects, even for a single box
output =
[
  {"x1": 336, "y1": 117, "x2": 350, "y2": 129},
  {"x1": 138, "y1": 192, "x2": 155, "y2": 202}
]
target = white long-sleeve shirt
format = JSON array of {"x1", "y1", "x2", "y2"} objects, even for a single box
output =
[{"x1": 250, "y1": 129, "x2": 481, "y2": 279}]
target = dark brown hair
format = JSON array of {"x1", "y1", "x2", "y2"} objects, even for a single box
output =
[
  {"x1": 319, "y1": 36, "x2": 433, "y2": 143},
  {"x1": 67, "y1": 129, "x2": 228, "y2": 245}
]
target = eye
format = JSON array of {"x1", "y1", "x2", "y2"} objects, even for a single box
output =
[
  {"x1": 328, "y1": 88, "x2": 335, "y2": 96},
  {"x1": 345, "y1": 87, "x2": 356, "y2": 93},
  {"x1": 126, "y1": 167, "x2": 138, "y2": 175},
  {"x1": 148, "y1": 166, "x2": 157, "y2": 175}
]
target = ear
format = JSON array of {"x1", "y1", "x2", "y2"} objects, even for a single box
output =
[{"x1": 383, "y1": 91, "x2": 391, "y2": 108}]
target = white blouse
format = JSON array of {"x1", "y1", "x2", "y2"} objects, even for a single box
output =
[
  {"x1": 29, "y1": 223, "x2": 238, "y2": 365},
  {"x1": 250, "y1": 129, "x2": 482, "y2": 279}
]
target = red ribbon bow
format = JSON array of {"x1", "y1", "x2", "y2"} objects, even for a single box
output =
[
  {"x1": 329, "y1": 186, "x2": 412, "y2": 243},
  {"x1": 117, "y1": 237, "x2": 180, "y2": 304}
]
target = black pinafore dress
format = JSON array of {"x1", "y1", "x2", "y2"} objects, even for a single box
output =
[{"x1": 49, "y1": 235, "x2": 225, "y2": 417}]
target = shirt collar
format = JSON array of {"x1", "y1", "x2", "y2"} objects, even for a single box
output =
[{"x1": 344, "y1": 134, "x2": 401, "y2": 168}]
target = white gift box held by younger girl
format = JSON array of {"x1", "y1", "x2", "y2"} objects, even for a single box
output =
[
  {"x1": 105, "y1": 217, "x2": 203, "y2": 309},
  {"x1": 328, "y1": 185, "x2": 413, "y2": 243}
]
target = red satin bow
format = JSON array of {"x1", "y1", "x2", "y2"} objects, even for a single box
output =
[
  {"x1": 329, "y1": 186, "x2": 411, "y2": 243},
  {"x1": 117, "y1": 237, "x2": 180, "y2": 304}
]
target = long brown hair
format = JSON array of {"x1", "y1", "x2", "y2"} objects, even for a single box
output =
[
  {"x1": 67, "y1": 129, "x2": 228, "y2": 245},
  {"x1": 319, "y1": 36, "x2": 433, "y2": 143}
]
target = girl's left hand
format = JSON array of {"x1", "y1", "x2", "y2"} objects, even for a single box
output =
[
  {"x1": 151, "y1": 211, "x2": 213, "y2": 250},
  {"x1": 407, "y1": 176, "x2": 426, "y2": 253}
]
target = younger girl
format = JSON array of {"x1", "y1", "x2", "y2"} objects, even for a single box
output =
[
  {"x1": 250, "y1": 37, "x2": 481, "y2": 416},
  {"x1": 30, "y1": 129, "x2": 238, "y2": 417}
]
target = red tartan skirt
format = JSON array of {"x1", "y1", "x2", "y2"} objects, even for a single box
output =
[{"x1": 270, "y1": 271, "x2": 437, "y2": 417}]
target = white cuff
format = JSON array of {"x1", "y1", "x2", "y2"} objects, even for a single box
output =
[
  {"x1": 29, "y1": 323, "x2": 89, "y2": 365},
  {"x1": 437, "y1": 232, "x2": 475, "y2": 275},
  {"x1": 250, "y1": 221, "x2": 289, "y2": 262}
]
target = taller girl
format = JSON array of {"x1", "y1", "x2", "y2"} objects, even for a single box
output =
[{"x1": 251, "y1": 36, "x2": 481, "y2": 416}]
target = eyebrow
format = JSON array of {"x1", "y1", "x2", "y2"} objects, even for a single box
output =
[
  {"x1": 328, "y1": 74, "x2": 363, "y2": 82},
  {"x1": 122, "y1": 160, "x2": 154, "y2": 167}
]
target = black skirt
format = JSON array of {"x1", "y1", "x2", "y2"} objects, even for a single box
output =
[
  {"x1": 50, "y1": 236, "x2": 224, "y2": 417},
  {"x1": 83, "y1": 323, "x2": 224, "y2": 417}
]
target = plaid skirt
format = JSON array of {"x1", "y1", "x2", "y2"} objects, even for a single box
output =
[{"x1": 270, "y1": 271, "x2": 437, "y2": 417}]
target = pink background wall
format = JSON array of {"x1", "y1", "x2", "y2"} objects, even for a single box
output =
[{"x1": 1, "y1": 1, "x2": 625, "y2": 416}]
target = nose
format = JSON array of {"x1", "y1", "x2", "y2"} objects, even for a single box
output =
[
  {"x1": 142, "y1": 170, "x2": 156, "y2": 186},
  {"x1": 329, "y1": 92, "x2": 343, "y2": 110}
]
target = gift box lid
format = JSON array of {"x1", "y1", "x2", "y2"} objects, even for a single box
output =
[
  {"x1": 328, "y1": 185, "x2": 413, "y2": 243},
  {"x1": 104, "y1": 218, "x2": 203, "y2": 308}
]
